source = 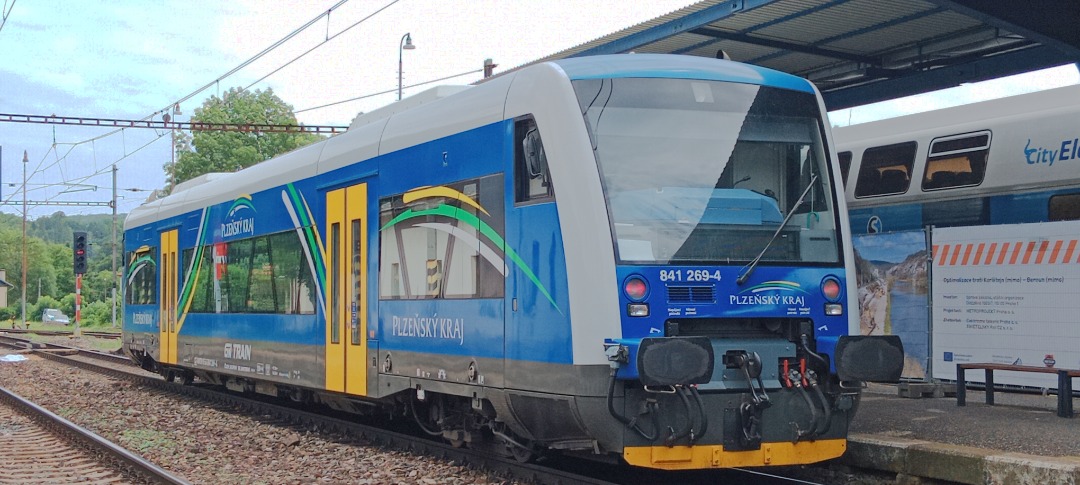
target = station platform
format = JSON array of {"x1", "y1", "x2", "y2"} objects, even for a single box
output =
[{"x1": 840, "y1": 383, "x2": 1080, "y2": 484}]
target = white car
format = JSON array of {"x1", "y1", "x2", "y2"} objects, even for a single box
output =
[{"x1": 42, "y1": 309, "x2": 70, "y2": 325}]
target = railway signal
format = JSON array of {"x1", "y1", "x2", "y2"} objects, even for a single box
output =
[{"x1": 72, "y1": 232, "x2": 88, "y2": 275}]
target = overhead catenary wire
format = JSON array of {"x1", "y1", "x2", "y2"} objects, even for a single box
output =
[
  {"x1": 25, "y1": 0, "x2": 356, "y2": 169},
  {"x1": 16, "y1": 63, "x2": 480, "y2": 207},
  {"x1": 169, "y1": 0, "x2": 353, "y2": 117},
  {"x1": 14, "y1": 0, "x2": 406, "y2": 214},
  {"x1": 296, "y1": 68, "x2": 484, "y2": 114},
  {"x1": 38, "y1": 0, "x2": 385, "y2": 167},
  {"x1": 0, "y1": 132, "x2": 169, "y2": 211},
  {"x1": 11, "y1": 1, "x2": 355, "y2": 209},
  {"x1": 242, "y1": 0, "x2": 401, "y2": 93},
  {"x1": 0, "y1": 0, "x2": 15, "y2": 34}
]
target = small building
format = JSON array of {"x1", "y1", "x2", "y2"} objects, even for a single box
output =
[{"x1": 0, "y1": 269, "x2": 12, "y2": 308}]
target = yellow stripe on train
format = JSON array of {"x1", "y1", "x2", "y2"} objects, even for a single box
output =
[{"x1": 623, "y1": 439, "x2": 846, "y2": 470}]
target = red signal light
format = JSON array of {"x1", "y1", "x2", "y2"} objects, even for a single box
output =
[
  {"x1": 624, "y1": 277, "x2": 648, "y2": 301},
  {"x1": 821, "y1": 277, "x2": 841, "y2": 301},
  {"x1": 73, "y1": 231, "x2": 88, "y2": 275}
]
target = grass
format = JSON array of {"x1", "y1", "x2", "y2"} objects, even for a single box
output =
[
  {"x1": 2, "y1": 320, "x2": 124, "y2": 353},
  {"x1": 120, "y1": 428, "x2": 178, "y2": 454}
]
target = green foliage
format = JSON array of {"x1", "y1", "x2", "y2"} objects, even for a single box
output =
[
  {"x1": 0, "y1": 227, "x2": 59, "y2": 304},
  {"x1": 0, "y1": 213, "x2": 123, "y2": 317},
  {"x1": 81, "y1": 269, "x2": 117, "y2": 303},
  {"x1": 80, "y1": 300, "x2": 116, "y2": 327},
  {"x1": 59, "y1": 293, "x2": 76, "y2": 318},
  {"x1": 165, "y1": 87, "x2": 324, "y2": 187},
  {"x1": 0, "y1": 307, "x2": 13, "y2": 321}
]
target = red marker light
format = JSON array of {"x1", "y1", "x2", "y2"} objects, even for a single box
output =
[
  {"x1": 624, "y1": 277, "x2": 648, "y2": 301},
  {"x1": 821, "y1": 277, "x2": 841, "y2": 301}
]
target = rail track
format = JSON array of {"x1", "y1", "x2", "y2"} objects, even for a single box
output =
[
  {"x1": 0, "y1": 327, "x2": 122, "y2": 339},
  {"x1": 36, "y1": 351, "x2": 626, "y2": 485},
  {"x1": 0, "y1": 334, "x2": 133, "y2": 366},
  {"x1": 0, "y1": 338, "x2": 619, "y2": 485},
  {"x1": 0, "y1": 385, "x2": 188, "y2": 484},
  {"x1": 0, "y1": 337, "x2": 837, "y2": 484}
]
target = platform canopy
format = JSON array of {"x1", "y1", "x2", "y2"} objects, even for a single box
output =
[{"x1": 524, "y1": 0, "x2": 1080, "y2": 110}]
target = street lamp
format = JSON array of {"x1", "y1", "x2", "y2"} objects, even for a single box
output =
[{"x1": 398, "y1": 32, "x2": 416, "y2": 101}]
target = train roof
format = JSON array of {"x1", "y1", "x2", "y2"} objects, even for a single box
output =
[
  {"x1": 834, "y1": 83, "x2": 1080, "y2": 148},
  {"x1": 551, "y1": 54, "x2": 815, "y2": 93},
  {"x1": 127, "y1": 54, "x2": 816, "y2": 230},
  {"x1": 836, "y1": 82, "x2": 1080, "y2": 207}
]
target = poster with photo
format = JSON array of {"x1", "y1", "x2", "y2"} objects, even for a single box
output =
[{"x1": 852, "y1": 230, "x2": 929, "y2": 380}]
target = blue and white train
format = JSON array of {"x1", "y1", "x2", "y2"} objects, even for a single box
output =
[
  {"x1": 837, "y1": 83, "x2": 1080, "y2": 232},
  {"x1": 835, "y1": 83, "x2": 1080, "y2": 385},
  {"x1": 123, "y1": 54, "x2": 901, "y2": 470}
]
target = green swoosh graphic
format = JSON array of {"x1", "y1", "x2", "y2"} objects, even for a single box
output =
[
  {"x1": 177, "y1": 209, "x2": 211, "y2": 321},
  {"x1": 743, "y1": 280, "x2": 809, "y2": 294},
  {"x1": 226, "y1": 196, "x2": 255, "y2": 218},
  {"x1": 126, "y1": 255, "x2": 156, "y2": 277},
  {"x1": 381, "y1": 204, "x2": 561, "y2": 313},
  {"x1": 287, "y1": 184, "x2": 326, "y2": 290}
]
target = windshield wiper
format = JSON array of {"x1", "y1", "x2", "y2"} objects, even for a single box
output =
[{"x1": 736, "y1": 174, "x2": 818, "y2": 285}]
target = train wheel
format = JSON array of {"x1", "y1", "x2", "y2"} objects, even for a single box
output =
[
  {"x1": 509, "y1": 442, "x2": 535, "y2": 463},
  {"x1": 847, "y1": 387, "x2": 862, "y2": 423}
]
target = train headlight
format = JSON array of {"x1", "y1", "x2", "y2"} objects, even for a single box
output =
[
  {"x1": 627, "y1": 303, "x2": 650, "y2": 317},
  {"x1": 822, "y1": 276, "x2": 843, "y2": 315}
]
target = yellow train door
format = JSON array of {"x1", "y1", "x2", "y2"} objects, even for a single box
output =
[
  {"x1": 325, "y1": 184, "x2": 368, "y2": 395},
  {"x1": 159, "y1": 229, "x2": 179, "y2": 365}
]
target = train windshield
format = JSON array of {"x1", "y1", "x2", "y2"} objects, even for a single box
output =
[{"x1": 573, "y1": 78, "x2": 840, "y2": 265}]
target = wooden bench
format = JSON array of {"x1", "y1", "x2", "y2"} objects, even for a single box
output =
[{"x1": 956, "y1": 363, "x2": 1080, "y2": 418}]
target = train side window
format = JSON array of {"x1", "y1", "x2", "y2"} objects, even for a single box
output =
[
  {"x1": 922, "y1": 131, "x2": 990, "y2": 191},
  {"x1": 1049, "y1": 193, "x2": 1080, "y2": 221},
  {"x1": 515, "y1": 116, "x2": 554, "y2": 203},
  {"x1": 268, "y1": 232, "x2": 316, "y2": 314},
  {"x1": 379, "y1": 174, "x2": 506, "y2": 300},
  {"x1": 184, "y1": 248, "x2": 211, "y2": 313},
  {"x1": 837, "y1": 151, "x2": 852, "y2": 186},
  {"x1": 853, "y1": 141, "x2": 917, "y2": 198},
  {"x1": 125, "y1": 248, "x2": 158, "y2": 305},
  {"x1": 187, "y1": 232, "x2": 315, "y2": 315}
]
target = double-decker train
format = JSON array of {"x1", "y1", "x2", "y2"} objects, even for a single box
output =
[{"x1": 123, "y1": 54, "x2": 901, "y2": 470}]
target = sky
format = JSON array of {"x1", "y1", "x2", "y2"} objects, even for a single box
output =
[
  {"x1": 1, "y1": 0, "x2": 1077, "y2": 218},
  {"x1": 0, "y1": 0, "x2": 697, "y2": 216}
]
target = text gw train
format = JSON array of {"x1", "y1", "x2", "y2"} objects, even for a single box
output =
[{"x1": 123, "y1": 54, "x2": 902, "y2": 470}]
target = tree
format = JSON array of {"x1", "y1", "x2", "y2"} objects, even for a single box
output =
[
  {"x1": 165, "y1": 87, "x2": 324, "y2": 188},
  {"x1": 0, "y1": 226, "x2": 60, "y2": 303}
]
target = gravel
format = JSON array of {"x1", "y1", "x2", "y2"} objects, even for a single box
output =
[
  {"x1": 0, "y1": 348, "x2": 514, "y2": 485},
  {"x1": 0, "y1": 335, "x2": 909, "y2": 484}
]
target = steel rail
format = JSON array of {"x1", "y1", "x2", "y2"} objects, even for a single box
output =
[
  {"x1": 0, "y1": 384, "x2": 190, "y2": 484},
  {"x1": 33, "y1": 350, "x2": 619, "y2": 485},
  {"x1": 0, "y1": 333, "x2": 134, "y2": 365},
  {"x1": 0, "y1": 327, "x2": 123, "y2": 339}
]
